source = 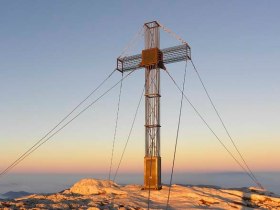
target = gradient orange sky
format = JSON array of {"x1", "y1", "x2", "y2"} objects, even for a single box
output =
[{"x1": 1, "y1": 1, "x2": 280, "y2": 175}]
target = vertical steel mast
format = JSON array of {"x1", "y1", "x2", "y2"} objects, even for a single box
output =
[
  {"x1": 143, "y1": 21, "x2": 162, "y2": 190},
  {"x1": 116, "y1": 20, "x2": 190, "y2": 190}
]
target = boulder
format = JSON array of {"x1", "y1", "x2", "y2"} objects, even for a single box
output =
[{"x1": 70, "y1": 179, "x2": 127, "y2": 196}]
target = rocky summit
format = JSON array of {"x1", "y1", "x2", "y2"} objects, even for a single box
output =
[{"x1": 0, "y1": 178, "x2": 280, "y2": 209}]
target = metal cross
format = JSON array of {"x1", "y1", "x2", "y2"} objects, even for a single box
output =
[{"x1": 117, "y1": 21, "x2": 191, "y2": 190}]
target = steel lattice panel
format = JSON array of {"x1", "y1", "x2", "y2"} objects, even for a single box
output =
[{"x1": 117, "y1": 44, "x2": 191, "y2": 72}]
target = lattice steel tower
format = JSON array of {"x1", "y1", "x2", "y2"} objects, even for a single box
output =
[
  {"x1": 117, "y1": 21, "x2": 191, "y2": 190},
  {"x1": 142, "y1": 21, "x2": 162, "y2": 190}
]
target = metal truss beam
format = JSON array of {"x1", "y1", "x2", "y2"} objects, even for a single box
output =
[{"x1": 117, "y1": 44, "x2": 191, "y2": 72}]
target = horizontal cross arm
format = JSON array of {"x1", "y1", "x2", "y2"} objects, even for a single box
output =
[{"x1": 116, "y1": 44, "x2": 191, "y2": 72}]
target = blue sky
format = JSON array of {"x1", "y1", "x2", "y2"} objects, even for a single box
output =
[{"x1": 0, "y1": 0, "x2": 279, "y2": 174}]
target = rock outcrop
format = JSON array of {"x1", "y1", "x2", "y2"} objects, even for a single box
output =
[
  {"x1": 69, "y1": 179, "x2": 127, "y2": 195},
  {"x1": 0, "y1": 178, "x2": 280, "y2": 209}
]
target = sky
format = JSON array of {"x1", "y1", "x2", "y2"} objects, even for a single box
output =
[{"x1": 0, "y1": 0, "x2": 279, "y2": 176}]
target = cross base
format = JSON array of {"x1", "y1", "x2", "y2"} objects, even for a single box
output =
[{"x1": 143, "y1": 156, "x2": 162, "y2": 190}]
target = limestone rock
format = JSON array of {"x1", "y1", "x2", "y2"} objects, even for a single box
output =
[
  {"x1": 1, "y1": 178, "x2": 280, "y2": 209},
  {"x1": 70, "y1": 178, "x2": 127, "y2": 195}
]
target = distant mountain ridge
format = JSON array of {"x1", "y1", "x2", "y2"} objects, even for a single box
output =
[{"x1": 1, "y1": 191, "x2": 32, "y2": 199}]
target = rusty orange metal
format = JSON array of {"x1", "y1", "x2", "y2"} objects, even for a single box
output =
[{"x1": 140, "y1": 48, "x2": 163, "y2": 67}]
